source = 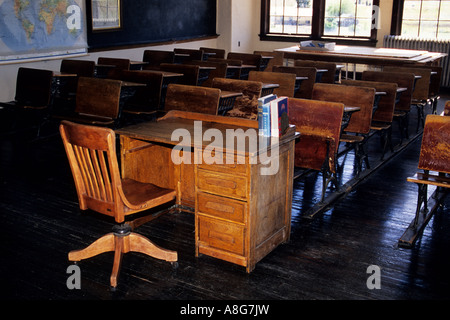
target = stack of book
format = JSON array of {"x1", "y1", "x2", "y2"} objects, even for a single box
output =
[{"x1": 257, "y1": 94, "x2": 289, "y2": 137}]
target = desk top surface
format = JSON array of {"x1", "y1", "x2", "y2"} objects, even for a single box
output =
[{"x1": 116, "y1": 110, "x2": 297, "y2": 155}]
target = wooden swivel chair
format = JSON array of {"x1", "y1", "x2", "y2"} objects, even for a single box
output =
[
  {"x1": 0, "y1": 67, "x2": 53, "y2": 136},
  {"x1": 60, "y1": 120, "x2": 178, "y2": 288}
]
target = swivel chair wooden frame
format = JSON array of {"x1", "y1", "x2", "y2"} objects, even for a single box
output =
[{"x1": 60, "y1": 120, "x2": 178, "y2": 288}]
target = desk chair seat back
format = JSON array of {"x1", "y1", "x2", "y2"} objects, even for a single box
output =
[
  {"x1": 115, "y1": 70, "x2": 163, "y2": 110},
  {"x1": 248, "y1": 71, "x2": 296, "y2": 98},
  {"x1": 362, "y1": 71, "x2": 415, "y2": 112},
  {"x1": 272, "y1": 66, "x2": 317, "y2": 99},
  {"x1": 160, "y1": 63, "x2": 200, "y2": 86},
  {"x1": 200, "y1": 47, "x2": 226, "y2": 59},
  {"x1": 187, "y1": 60, "x2": 228, "y2": 87},
  {"x1": 142, "y1": 50, "x2": 175, "y2": 69},
  {"x1": 383, "y1": 66, "x2": 431, "y2": 101},
  {"x1": 60, "y1": 120, "x2": 123, "y2": 220},
  {"x1": 288, "y1": 98, "x2": 344, "y2": 171},
  {"x1": 165, "y1": 84, "x2": 220, "y2": 115},
  {"x1": 211, "y1": 78, "x2": 262, "y2": 100},
  {"x1": 14, "y1": 67, "x2": 53, "y2": 107},
  {"x1": 227, "y1": 52, "x2": 263, "y2": 70},
  {"x1": 312, "y1": 83, "x2": 375, "y2": 135},
  {"x1": 341, "y1": 79, "x2": 397, "y2": 123},
  {"x1": 418, "y1": 115, "x2": 450, "y2": 174},
  {"x1": 174, "y1": 48, "x2": 204, "y2": 62},
  {"x1": 75, "y1": 77, "x2": 122, "y2": 119},
  {"x1": 294, "y1": 60, "x2": 337, "y2": 83},
  {"x1": 60, "y1": 59, "x2": 95, "y2": 78}
]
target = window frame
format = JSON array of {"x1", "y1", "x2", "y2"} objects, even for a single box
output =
[
  {"x1": 391, "y1": 0, "x2": 450, "y2": 39},
  {"x1": 260, "y1": 0, "x2": 378, "y2": 46}
]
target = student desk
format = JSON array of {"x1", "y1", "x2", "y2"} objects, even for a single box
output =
[{"x1": 116, "y1": 110, "x2": 297, "y2": 272}]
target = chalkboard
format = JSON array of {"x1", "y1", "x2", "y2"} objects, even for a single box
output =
[{"x1": 86, "y1": 0, "x2": 217, "y2": 50}]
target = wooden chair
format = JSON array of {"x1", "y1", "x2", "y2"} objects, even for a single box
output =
[
  {"x1": 227, "y1": 52, "x2": 263, "y2": 70},
  {"x1": 402, "y1": 115, "x2": 450, "y2": 247},
  {"x1": 444, "y1": 100, "x2": 450, "y2": 116},
  {"x1": 142, "y1": 50, "x2": 175, "y2": 70},
  {"x1": 0, "y1": 67, "x2": 53, "y2": 136},
  {"x1": 272, "y1": 66, "x2": 317, "y2": 99},
  {"x1": 341, "y1": 79, "x2": 398, "y2": 159},
  {"x1": 254, "y1": 50, "x2": 284, "y2": 71},
  {"x1": 248, "y1": 70, "x2": 296, "y2": 98},
  {"x1": 227, "y1": 52, "x2": 263, "y2": 79},
  {"x1": 55, "y1": 77, "x2": 122, "y2": 128},
  {"x1": 312, "y1": 83, "x2": 375, "y2": 176},
  {"x1": 174, "y1": 48, "x2": 204, "y2": 63},
  {"x1": 199, "y1": 47, "x2": 226, "y2": 59},
  {"x1": 186, "y1": 60, "x2": 228, "y2": 87},
  {"x1": 112, "y1": 70, "x2": 164, "y2": 121},
  {"x1": 294, "y1": 60, "x2": 338, "y2": 83},
  {"x1": 383, "y1": 66, "x2": 432, "y2": 132},
  {"x1": 159, "y1": 63, "x2": 200, "y2": 86},
  {"x1": 288, "y1": 98, "x2": 344, "y2": 202},
  {"x1": 57, "y1": 60, "x2": 96, "y2": 112},
  {"x1": 362, "y1": 70, "x2": 415, "y2": 144},
  {"x1": 211, "y1": 78, "x2": 263, "y2": 120},
  {"x1": 208, "y1": 57, "x2": 243, "y2": 79},
  {"x1": 60, "y1": 120, "x2": 177, "y2": 288},
  {"x1": 97, "y1": 57, "x2": 130, "y2": 78},
  {"x1": 164, "y1": 84, "x2": 221, "y2": 115}
]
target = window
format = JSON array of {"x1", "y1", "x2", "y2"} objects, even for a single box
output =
[
  {"x1": 91, "y1": 0, "x2": 121, "y2": 31},
  {"x1": 401, "y1": 0, "x2": 450, "y2": 39},
  {"x1": 261, "y1": 0, "x2": 378, "y2": 44}
]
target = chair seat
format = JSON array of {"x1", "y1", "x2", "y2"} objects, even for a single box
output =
[
  {"x1": 121, "y1": 178, "x2": 176, "y2": 207},
  {"x1": 340, "y1": 134, "x2": 365, "y2": 143},
  {"x1": 60, "y1": 113, "x2": 115, "y2": 126},
  {"x1": 370, "y1": 121, "x2": 391, "y2": 131}
]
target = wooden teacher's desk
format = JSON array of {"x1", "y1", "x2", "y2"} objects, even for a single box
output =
[{"x1": 116, "y1": 111, "x2": 297, "y2": 272}]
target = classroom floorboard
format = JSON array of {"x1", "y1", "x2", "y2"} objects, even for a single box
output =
[{"x1": 1, "y1": 95, "x2": 449, "y2": 304}]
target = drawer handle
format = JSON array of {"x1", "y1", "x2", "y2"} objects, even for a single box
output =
[
  {"x1": 208, "y1": 230, "x2": 235, "y2": 244},
  {"x1": 205, "y1": 178, "x2": 237, "y2": 189},
  {"x1": 205, "y1": 201, "x2": 235, "y2": 214}
]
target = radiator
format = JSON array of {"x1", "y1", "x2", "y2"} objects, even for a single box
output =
[{"x1": 383, "y1": 35, "x2": 450, "y2": 88}]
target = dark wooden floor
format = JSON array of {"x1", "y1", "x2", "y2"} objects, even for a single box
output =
[{"x1": 1, "y1": 95, "x2": 450, "y2": 305}]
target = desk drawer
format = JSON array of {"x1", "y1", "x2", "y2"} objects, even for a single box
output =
[
  {"x1": 198, "y1": 150, "x2": 247, "y2": 175},
  {"x1": 197, "y1": 170, "x2": 247, "y2": 200},
  {"x1": 197, "y1": 192, "x2": 245, "y2": 223},
  {"x1": 198, "y1": 216, "x2": 244, "y2": 256}
]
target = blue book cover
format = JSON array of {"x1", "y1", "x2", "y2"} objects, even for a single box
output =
[
  {"x1": 270, "y1": 96, "x2": 289, "y2": 137},
  {"x1": 258, "y1": 94, "x2": 277, "y2": 136}
]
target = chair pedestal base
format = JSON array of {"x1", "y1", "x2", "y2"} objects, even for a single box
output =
[{"x1": 68, "y1": 226, "x2": 178, "y2": 288}]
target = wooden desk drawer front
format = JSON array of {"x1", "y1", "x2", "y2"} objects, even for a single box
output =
[
  {"x1": 197, "y1": 170, "x2": 247, "y2": 200},
  {"x1": 198, "y1": 215, "x2": 245, "y2": 256},
  {"x1": 197, "y1": 192, "x2": 245, "y2": 223},
  {"x1": 198, "y1": 150, "x2": 247, "y2": 175}
]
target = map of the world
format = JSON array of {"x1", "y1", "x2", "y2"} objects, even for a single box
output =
[{"x1": 0, "y1": 0, "x2": 87, "y2": 62}]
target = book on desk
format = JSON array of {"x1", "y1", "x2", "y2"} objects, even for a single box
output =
[{"x1": 257, "y1": 94, "x2": 289, "y2": 138}]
